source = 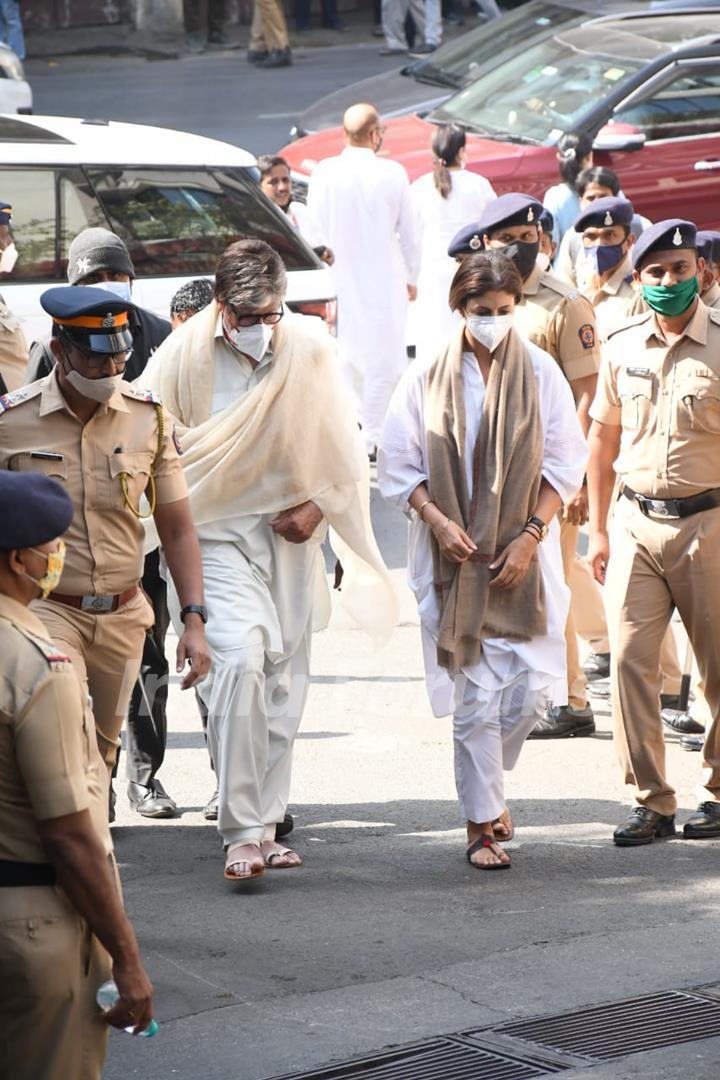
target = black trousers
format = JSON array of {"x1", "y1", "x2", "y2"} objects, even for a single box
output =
[
  {"x1": 125, "y1": 549, "x2": 170, "y2": 787},
  {"x1": 294, "y1": 0, "x2": 338, "y2": 29},
  {"x1": 184, "y1": 0, "x2": 226, "y2": 34}
]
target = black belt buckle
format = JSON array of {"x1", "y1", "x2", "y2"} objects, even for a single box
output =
[{"x1": 636, "y1": 494, "x2": 680, "y2": 519}]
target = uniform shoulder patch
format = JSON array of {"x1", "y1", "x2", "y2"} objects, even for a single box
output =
[
  {"x1": 123, "y1": 384, "x2": 163, "y2": 405},
  {"x1": 605, "y1": 309, "x2": 652, "y2": 340},
  {"x1": 20, "y1": 628, "x2": 72, "y2": 669},
  {"x1": 578, "y1": 323, "x2": 596, "y2": 349},
  {"x1": 0, "y1": 384, "x2": 42, "y2": 415}
]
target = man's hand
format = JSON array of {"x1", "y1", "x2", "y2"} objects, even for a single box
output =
[
  {"x1": 104, "y1": 957, "x2": 154, "y2": 1036},
  {"x1": 176, "y1": 619, "x2": 211, "y2": 690},
  {"x1": 407, "y1": 284, "x2": 418, "y2": 302},
  {"x1": 588, "y1": 531, "x2": 610, "y2": 584},
  {"x1": 434, "y1": 519, "x2": 477, "y2": 563},
  {"x1": 563, "y1": 485, "x2": 589, "y2": 526},
  {"x1": 489, "y1": 532, "x2": 538, "y2": 590},
  {"x1": 269, "y1": 501, "x2": 323, "y2": 544}
]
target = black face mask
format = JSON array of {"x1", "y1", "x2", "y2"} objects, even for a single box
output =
[{"x1": 500, "y1": 239, "x2": 540, "y2": 280}]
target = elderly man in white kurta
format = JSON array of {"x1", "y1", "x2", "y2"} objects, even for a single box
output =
[
  {"x1": 140, "y1": 239, "x2": 396, "y2": 881},
  {"x1": 306, "y1": 103, "x2": 418, "y2": 456}
]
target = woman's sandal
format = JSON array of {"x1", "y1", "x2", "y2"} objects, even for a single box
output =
[
  {"x1": 492, "y1": 807, "x2": 515, "y2": 842},
  {"x1": 466, "y1": 833, "x2": 512, "y2": 871},
  {"x1": 260, "y1": 841, "x2": 303, "y2": 869},
  {"x1": 224, "y1": 842, "x2": 265, "y2": 880}
]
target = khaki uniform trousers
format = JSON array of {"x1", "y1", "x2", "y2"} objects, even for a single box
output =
[
  {"x1": 34, "y1": 591, "x2": 153, "y2": 772},
  {"x1": 605, "y1": 498, "x2": 720, "y2": 815},
  {"x1": 249, "y1": 0, "x2": 289, "y2": 51},
  {"x1": 0, "y1": 885, "x2": 111, "y2": 1080}
]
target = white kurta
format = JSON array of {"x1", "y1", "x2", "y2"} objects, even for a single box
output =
[
  {"x1": 287, "y1": 200, "x2": 325, "y2": 250},
  {"x1": 378, "y1": 340, "x2": 588, "y2": 718},
  {"x1": 410, "y1": 169, "x2": 496, "y2": 367},
  {"x1": 306, "y1": 146, "x2": 418, "y2": 448}
]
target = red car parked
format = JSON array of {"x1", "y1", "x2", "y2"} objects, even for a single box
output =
[{"x1": 281, "y1": 10, "x2": 720, "y2": 229}]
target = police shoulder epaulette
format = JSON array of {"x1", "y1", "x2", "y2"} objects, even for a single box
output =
[
  {"x1": 0, "y1": 383, "x2": 42, "y2": 415},
  {"x1": 707, "y1": 307, "x2": 720, "y2": 329},
  {"x1": 22, "y1": 629, "x2": 72, "y2": 670},
  {"x1": 605, "y1": 310, "x2": 652, "y2": 340},
  {"x1": 122, "y1": 384, "x2": 163, "y2": 406}
]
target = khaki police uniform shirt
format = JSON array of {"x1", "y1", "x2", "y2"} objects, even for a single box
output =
[
  {"x1": 590, "y1": 300, "x2": 720, "y2": 499},
  {"x1": 0, "y1": 594, "x2": 112, "y2": 862},
  {"x1": 515, "y1": 260, "x2": 601, "y2": 383},
  {"x1": 584, "y1": 255, "x2": 638, "y2": 342},
  {"x1": 0, "y1": 293, "x2": 28, "y2": 393},
  {"x1": 0, "y1": 371, "x2": 187, "y2": 595},
  {"x1": 703, "y1": 281, "x2": 720, "y2": 310}
]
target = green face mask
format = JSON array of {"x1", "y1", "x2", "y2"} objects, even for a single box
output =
[{"x1": 641, "y1": 276, "x2": 698, "y2": 317}]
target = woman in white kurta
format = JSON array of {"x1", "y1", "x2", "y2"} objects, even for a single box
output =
[
  {"x1": 410, "y1": 125, "x2": 496, "y2": 367},
  {"x1": 379, "y1": 252, "x2": 587, "y2": 870}
]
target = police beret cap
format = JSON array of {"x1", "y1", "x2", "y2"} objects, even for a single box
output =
[
  {"x1": 477, "y1": 193, "x2": 545, "y2": 237},
  {"x1": 632, "y1": 219, "x2": 697, "y2": 269},
  {"x1": 0, "y1": 472, "x2": 73, "y2": 550},
  {"x1": 696, "y1": 230, "x2": 720, "y2": 265},
  {"x1": 0, "y1": 202, "x2": 11, "y2": 226},
  {"x1": 573, "y1": 196, "x2": 634, "y2": 233},
  {"x1": 447, "y1": 222, "x2": 485, "y2": 258},
  {"x1": 538, "y1": 207, "x2": 554, "y2": 235}
]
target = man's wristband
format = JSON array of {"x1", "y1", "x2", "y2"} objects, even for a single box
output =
[{"x1": 180, "y1": 604, "x2": 208, "y2": 624}]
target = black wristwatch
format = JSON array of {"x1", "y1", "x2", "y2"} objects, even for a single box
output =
[
  {"x1": 526, "y1": 515, "x2": 549, "y2": 541},
  {"x1": 180, "y1": 604, "x2": 208, "y2": 624}
]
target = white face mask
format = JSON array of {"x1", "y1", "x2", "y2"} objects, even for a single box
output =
[
  {"x1": 89, "y1": 279, "x2": 132, "y2": 303},
  {"x1": 223, "y1": 317, "x2": 274, "y2": 362},
  {"x1": 0, "y1": 242, "x2": 18, "y2": 274},
  {"x1": 466, "y1": 313, "x2": 514, "y2": 352},
  {"x1": 65, "y1": 369, "x2": 123, "y2": 403}
]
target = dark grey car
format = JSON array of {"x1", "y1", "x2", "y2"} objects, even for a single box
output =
[{"x1": 290, "y1": 0, "x2": 719, "y2": 138}]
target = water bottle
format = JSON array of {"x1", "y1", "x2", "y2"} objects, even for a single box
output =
[{"x1": 96, "y1": 980, "x2": 159, "y2": 1037}]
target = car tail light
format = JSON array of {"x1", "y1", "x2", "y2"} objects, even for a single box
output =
[{"x1": 288, "y1": 298, "x2": 337, "y2": 336}]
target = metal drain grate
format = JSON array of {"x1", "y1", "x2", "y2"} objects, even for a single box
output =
[
  {"x1": 494, "y1": 990, "x2": 720, "y2": 1061},
  {"x1": 268, "y1": 1037, "x2": 562, "y2": 1080}
]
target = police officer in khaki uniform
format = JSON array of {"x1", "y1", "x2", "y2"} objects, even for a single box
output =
[
  {"x1": 587, "y1": 218, "x2": 720, "y2": 846},
  {"x1": 571, "y1": 196, "x2": 638, "y2": 341},
  {"x1": 697, "y1": 231, "x2": 720, "y2": 310},
  {"x1": 449, "y1": 193, "x2": 601, "y2": 738},
  {"x1": 0, "y1": 286, "x2": 211, "y2": 792},
  {"x1": 0, "y1": 470, "x2": 154, "y2": 1079},
  {"x1": 0, "y1": 200, "x2": 28, "y2": 395}
]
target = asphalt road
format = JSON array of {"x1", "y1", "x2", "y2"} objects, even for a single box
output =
[{"x1": 26, "y1": 44, "x2": 397, "y2": 154}]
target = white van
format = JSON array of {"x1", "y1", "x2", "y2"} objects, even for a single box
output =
[{"x1": 0, "y1": 114, "x2": 335, "y2": 343}]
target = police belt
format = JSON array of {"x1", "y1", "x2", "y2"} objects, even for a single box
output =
[
  {"x1": 51, "y1": 584, "x2": 139, "y2": 614},
  {"x1": 0, "y1": 859, "x2": 56, "y2": 887},
  {"x1": 623, "y1": 485, "x2": 720, "y2": 520}
]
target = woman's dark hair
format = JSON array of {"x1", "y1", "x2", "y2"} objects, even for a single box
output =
[
  {"x1": 448, "y1": 251, "x2": 523, "y2": 312},
  {"x1": 256, "y1": 154, "x2": 290, "y2": 178},
  {"x1": 431, "y1": 124, "x2": 466, "y2": 199},
  {"x1": 556, "y1": 131, "x2": 594, "y2": 186},
  {"x1": 576, "y1": 165, "x2": 621, "y2": 197}
]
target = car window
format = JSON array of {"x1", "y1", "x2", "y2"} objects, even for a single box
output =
[
  {"x1": 84, "y1": 166, "x2": 319, "y2": 276},
  {"x1": 59, "y1": 169, "x2": 109, "y2": 269},
  {"x1": 0, "y1": 168, "x2": 57, "y2": 280},
  {"x1": 614, "y1": 62, "x2": 720, "y2": 141}
]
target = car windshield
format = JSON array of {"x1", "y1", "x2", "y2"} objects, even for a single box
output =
[
  {"x1": 410, "y1": 1, "x2": 584, "y2": 89},
  {"x1": 428, "y1": 18, "x2": 709, "y2": 143}
]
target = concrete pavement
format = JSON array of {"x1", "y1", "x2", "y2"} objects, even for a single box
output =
[{"x1": 104, "y1": 481, "x2": 720, "y2": 1079}]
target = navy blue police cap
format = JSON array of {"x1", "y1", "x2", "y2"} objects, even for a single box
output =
[
  {"x1": 447, "y1": 222, "x2": 485, "y2": 258},
  {"x1": 0, "y1": 471, "x2": 73, "y2": 550},
  {"x1": 632, "y1": 219, "x2": 697, "y2": 270},
  {"x1": 574, "y1": 196, "x2": 634, "y2": 233},
  {"x1": 539, "y1": 207, "x2": 554, "y2": 236},
  {"x1": 696, "y1": 230, "x2": 720, "y2": 265},
  {"x1": 40, "y1": 285, "x2": 134, "y2": 355},
  {"x1": 0, "y1": 202, "x2": 11, "y2": 226},
  {"x1": 477, "y1": 193, "x2": 545, "y2": 238}
]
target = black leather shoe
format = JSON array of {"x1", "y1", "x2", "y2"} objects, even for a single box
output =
[
  {"x1": 247, "y1": 48, "x2": 268, "y2": 63},
  {"x1": 683, "y1": 801, "x2": 720, "y2": 839},
  {"x1": 527, "y1": 704, "x2": 596, "y2": 739},
  {"x1": 261, "y1": 47, "x2": 292, "y2": 68},
  {"x1": 613, "y1": 806, "x2": 676, "y2": 846},
  {"x1": 583, "y1": 652, "x2": 610, "y2": 680},
  {"x1": 127, "y1": 779, "x2": 177, "y2": 819},
  {"x1": 275, "y1": 812, "x2": 294, "y2": 839},
  {"x1": 661, "y1": 708, "x2": 704, "y2": 735},
  {"x1": 681, "y1": 733, "x2": 704, "y2": 752}
]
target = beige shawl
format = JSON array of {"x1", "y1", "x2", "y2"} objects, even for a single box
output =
[
  {"x1": 139, "y1": 302, "x2": 397, "y2": 641},
  {"x1": 424, "y1": 324, "x2": 546, "y2": 673}
]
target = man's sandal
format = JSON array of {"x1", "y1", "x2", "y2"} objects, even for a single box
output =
[
  {"x1": 492, "y1": 808, "x2": 514, "y2": 841},
  {"x1": 224, "y1": 842, "x2": 265, "y2": 880},
  {"x1": 260, "y1": 841, "x2": 303, "y2": 869},
  {"x1": 466, "y1": 833, "x2": 512, "y2": 870}
]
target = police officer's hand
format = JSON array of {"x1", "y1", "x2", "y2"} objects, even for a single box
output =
[
  {"x1": 269, "y1": 501, "x2": 323, "y2": 543},
  {"x1": 104, "y1": 958, "x2": 154, "y2": 1036},
  {"x1": 433, "y1": 519, "x2": 477, "y2": 563},
  {"x1": 563, "y1": 485, "x2": 589, "y2": 527},
  {"x1": 176, "y1": 623, "x2": 211, "y2": 690},
  {"x1": 489, "y1": 532, "x2": 538, "y2": 590},
  {"x1": 588, "y1": 532, "x2": 610, "y2": 585}
]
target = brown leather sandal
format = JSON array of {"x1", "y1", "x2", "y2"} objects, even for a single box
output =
[{"x1": 466, "y1": 833, "x2": 512, "y2": 870}]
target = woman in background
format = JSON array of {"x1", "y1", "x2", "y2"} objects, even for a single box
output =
[
  {"x1": 542, "y1": 131, "x2": 594, "y2": 254},
  {"x1": 410, "y1": 124, "x2": 495, "y2": 366}
]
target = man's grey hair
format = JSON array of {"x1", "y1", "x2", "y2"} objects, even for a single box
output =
[{"x1": 214, "y1": 238, "x2": 287, "y2": 309}]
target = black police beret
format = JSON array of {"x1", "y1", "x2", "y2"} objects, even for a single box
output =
[
  {"x1": 573, "y1": 196, "x2": 634, "y2": 233},
  {"x1": 0, "y1": 472, "x2": 73, "y2": 550},
  {"x1": 632, "y1": 219, "x2": 697, "y2": 270},
  {"x1": 696, "y1": 230, "x2": 720, "y2": 265}
]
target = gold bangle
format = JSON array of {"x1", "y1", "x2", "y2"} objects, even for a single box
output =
[{"x1": 418, "y1": 498, "x2": 432, "y2": 521}]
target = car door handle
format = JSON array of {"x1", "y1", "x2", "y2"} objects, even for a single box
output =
[{"x1": 694, "y1": 159, "x2": 720, "y2": 171}]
